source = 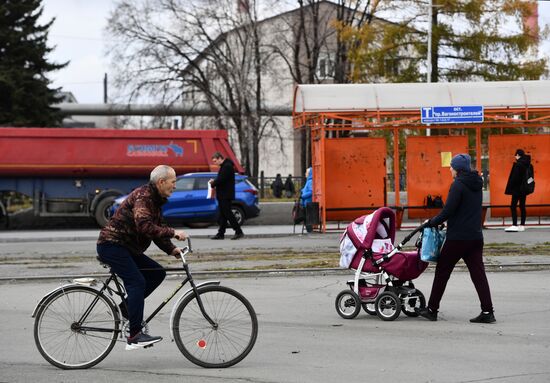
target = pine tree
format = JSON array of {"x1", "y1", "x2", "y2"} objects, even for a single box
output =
[{"x1": 0, "y1": 0, "x2": 67, "y2": 126}]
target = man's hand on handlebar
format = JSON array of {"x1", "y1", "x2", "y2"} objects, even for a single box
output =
[
  {"x1": 171, "y1": 247, "x2": 183, "y2": 258},
  {"x1": 173, "y1": 230, "x2": 188, "y2": 241}
]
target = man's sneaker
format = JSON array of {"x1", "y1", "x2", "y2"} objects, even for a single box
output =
[
  {"x1": 415, "y1": 307, "x2": 438, "y2": 321},
  {"x1": 517, "y1": 225, "x2": 525, "y2": 232},
  {"x1": 125, "y1": 332, "x2": 162, "y2": 350},
  {"x1": 211, "y1": 234, "x2": 224, "y2": 240},
  {"x1": 470, "y1": 311, "x2": 496, "y2": 324},
  {"x1": 504, "y1": 225, "x2": 518, "y2": 232}
]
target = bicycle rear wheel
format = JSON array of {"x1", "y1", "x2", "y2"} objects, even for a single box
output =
[
  {"x1": 33, "y1": 285, "x2": 120, "y2": 369},
  {"x1": 172, "y1": 285, "x2": 258, "y2": 368}
]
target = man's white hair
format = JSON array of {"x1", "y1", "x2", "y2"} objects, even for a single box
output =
[{"x1": 150, "y1": 165, "x2": 175, "y2": 182}]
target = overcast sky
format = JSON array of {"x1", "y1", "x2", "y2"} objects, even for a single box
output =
[{"x1": 41, "y1": 0, "x2": 550, "y2": 104}]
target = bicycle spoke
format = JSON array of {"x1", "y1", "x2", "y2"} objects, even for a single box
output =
[
  {"x1": 34, "y1": 287, "x2": 118, "y2": 369},
  {"x1": 173, "y1": 285, "x2": 257, "y2": 368}
]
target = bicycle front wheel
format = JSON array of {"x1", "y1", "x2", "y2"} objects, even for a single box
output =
[
  {"x1": 172, "y1": 285, "x2": 258, "y2": 368},
  {"x1": 33, "y1": 285, "x2": 120, "y2": 369}
]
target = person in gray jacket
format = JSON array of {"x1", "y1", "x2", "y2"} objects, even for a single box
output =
[{"x1": 417, "y1": 154, "x2": 495, "y2": 324}]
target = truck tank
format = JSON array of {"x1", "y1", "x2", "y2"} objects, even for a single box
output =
[{"x1": 0, "y1": 127, "x2": 244, "y2": 176}]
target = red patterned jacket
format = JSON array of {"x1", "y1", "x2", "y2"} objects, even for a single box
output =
[{"x1": 97, "y1": 183, "x2": 176, "y2": 256}]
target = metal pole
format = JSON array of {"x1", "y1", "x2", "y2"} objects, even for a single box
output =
[
  {"x1": 260, "y1": 171, "x2": 265, "y2": 199},
  {"x1": 427, "y1": 0, "x2": 432, "y2": 84},
  {"x1": 103, "y1": 73, "x2": 108, "y2": 104},
  {"x1": 426, "y1": 0, "x2": 432, "y2": 136}
]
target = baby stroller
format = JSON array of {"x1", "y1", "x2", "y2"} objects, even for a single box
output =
[{"x1": 335, "y1": 207, "x2": 428, "y2": 321}]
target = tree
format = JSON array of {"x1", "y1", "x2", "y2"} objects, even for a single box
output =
[
  {"x1": 340, "y1": 0, "x2": 548, "y2": 83},
  {"x1": 106, "y1": 0, "x2": 280, "y2": 178},
  {"x1": 270, "y1": 0, "x2": 385, "y2": 174},
  {"x1": 0, "y1": 0, "x2": 66, "y2": 126}
]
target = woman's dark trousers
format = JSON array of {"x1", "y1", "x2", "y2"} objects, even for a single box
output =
[
  {"x1": 97, "y1": 242, "x2": 166, "y2": 336},
  {"x1": 510, "y1": 194, "x2": 527, "y2": 226},
  {"x1": 427, "y1": 239, "x2": 493, "y2": 313}
]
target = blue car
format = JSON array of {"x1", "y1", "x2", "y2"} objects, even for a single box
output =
[{"x1": 111, "y1": 172, "x2": 260, "y2": 226}]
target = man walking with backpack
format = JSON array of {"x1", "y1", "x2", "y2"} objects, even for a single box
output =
[{"x1": 504, "y1": 149, "x2": 535, "y2": 232}]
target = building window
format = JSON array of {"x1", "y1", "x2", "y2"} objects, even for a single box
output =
[{"x1": 317, "y1": 54, "x2": 334, "y2": 79}]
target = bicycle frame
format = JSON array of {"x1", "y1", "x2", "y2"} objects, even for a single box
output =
[{"x1": 32, "y1": 238, "x2": 220, "y2": 338}]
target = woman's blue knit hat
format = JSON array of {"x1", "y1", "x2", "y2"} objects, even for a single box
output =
[{"x1": 450, "y1": 154, "x2": 471, "y2": 172}]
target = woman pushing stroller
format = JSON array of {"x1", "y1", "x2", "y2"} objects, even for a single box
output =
[{"x1": 417, "y1": 154, "x2": 496, "y2": 324}]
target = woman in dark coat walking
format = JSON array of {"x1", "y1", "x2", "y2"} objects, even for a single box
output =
[
  {"x1": 417, "y1": 154, "x2": 495, "y2": 324},
  {"x1": 504, "y1": 149, "x2": 532, "y2": 232}
]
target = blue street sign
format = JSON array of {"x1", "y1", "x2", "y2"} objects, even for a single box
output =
[{"x1": 421, "y1": 105, "x2": 484, "y2": 124}]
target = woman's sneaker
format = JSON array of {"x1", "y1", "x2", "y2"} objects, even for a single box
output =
[
  {"x1": 415, "y1": 307, "x2": 438, "y2": 321},
  {"x1": 517, "y1": 225, "x2": 525, "y2": 232},
  {"x1": 470, "y1": 311, "x2": 496, "y2": 324},
  {"x1": 504, "y1": 226, "x2": 518, "y2": 232},
  {"x1": 126, "y1": 332, "x2": 162, "y2": 350}
]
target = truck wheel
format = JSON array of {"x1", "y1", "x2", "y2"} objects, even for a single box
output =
[
  {"x1": 0, "y1": 201, "x2": 8, "y2": 229},
  {"x1": 94, "y1": 196, "x2": 116, "y2": 228}
]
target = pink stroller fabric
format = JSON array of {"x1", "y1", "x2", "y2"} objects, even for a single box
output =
[{"x1": 340, "y1": 207, "x2": 427, "y2": 281}]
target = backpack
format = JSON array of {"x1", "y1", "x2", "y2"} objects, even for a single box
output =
[
  {"x1": 521, "y1": 164, "x2": 535, "y2": 195},
  {"x1": 425, "y1": 194, "x2": 443, "y2": 208}
]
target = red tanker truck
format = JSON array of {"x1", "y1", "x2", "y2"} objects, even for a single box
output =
[{"x1": 0, "y1": 127, "x2": 244, "y2": 227}]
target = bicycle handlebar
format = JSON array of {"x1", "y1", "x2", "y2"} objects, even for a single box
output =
[{"x1": 178, "y1": 237, "x2": 193, "y2": 265}]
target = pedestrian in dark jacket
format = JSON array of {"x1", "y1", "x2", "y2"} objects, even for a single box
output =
[
  {"x1": 284, "y1": 174, "x2": 295, "y2": 198},
  {"x1": 417, "y1": 154, "x2": 495, "y2": 324},
  {"x1": 97, "y1": 165, "x2": 188, "y2": 349},
  {"x1": 209, "y1": 152, "x2": 244, "y2": 240},
  {"x1": 504, "y1": 149, "x2": 532, "y2": 232},
  {"x1": 271, "y1": 174, "x2": 284, "y2": 198}
]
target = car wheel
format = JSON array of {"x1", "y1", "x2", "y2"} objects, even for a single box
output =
[{"x1": 231, "y1": 206, "x2": 245, "y2": 226}]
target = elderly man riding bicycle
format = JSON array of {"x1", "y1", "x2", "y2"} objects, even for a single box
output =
[{"x1": 96, "y1": 165, "x2": 188, "y2": 350}]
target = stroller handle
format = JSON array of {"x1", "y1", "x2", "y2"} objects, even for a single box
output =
[
  {"x1": 373, "y1": 222, "x2": 430, "y2": 266},
  {"x1": 396, "y1": 222, "x2": 429, "y2": 250}
]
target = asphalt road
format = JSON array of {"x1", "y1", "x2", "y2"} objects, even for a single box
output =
[{"x1": 1, "y1": 272, "x2": 550, "y2": 383}]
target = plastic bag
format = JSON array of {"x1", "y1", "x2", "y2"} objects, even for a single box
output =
[{"x1": 420, "y1": 227, "x2": 446, "y2": 263}]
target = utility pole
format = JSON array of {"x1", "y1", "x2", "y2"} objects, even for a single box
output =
[
  {"x1": 103, "y1": 73, "x2": 108, "y2": 104},
  {"x1": 426, "y1": 0, "x2": 432, "y2": 136}
]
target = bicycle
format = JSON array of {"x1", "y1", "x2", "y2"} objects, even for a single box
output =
[{"x1": 32, "y1": 238, "x2": 258, "y2": 370}]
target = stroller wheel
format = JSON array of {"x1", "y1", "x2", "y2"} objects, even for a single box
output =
[
  {"x1": 361, "y1": 303, "x2": 376, "y2": 316},
  {"x1": 401, "y1": 290, "x2": 426, "y2": 317},
  {"x1": 335, "y1": 290, "x2": 361, "y2": 319},
  {"x1": 375, "y1": 291, "x2": 401, "y2": 321}
]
